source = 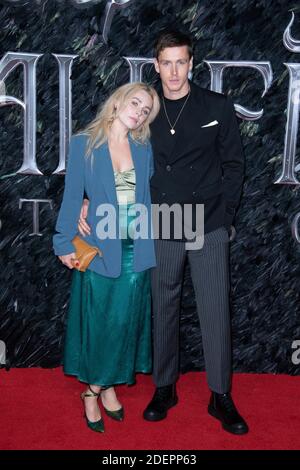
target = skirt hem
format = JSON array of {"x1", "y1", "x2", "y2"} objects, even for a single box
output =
[{"x1": 63, "y1": 369, "x2": 152, "y2": 387}]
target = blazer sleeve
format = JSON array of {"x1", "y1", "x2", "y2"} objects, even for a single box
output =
[
  {"x1": 53, "y1": 134, "x2": 86, "y2": 256},
  {"x1": 217, "y1": 95, "x2": 245, "y2": 229}
]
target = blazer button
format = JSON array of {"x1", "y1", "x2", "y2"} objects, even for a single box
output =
[
  {"x1": 162, "y1": 192, "x2": 166, "y2": 197},
  {"x1": 192, "y1": 191, "x2": 197, "y2": 196},
  {"x1": 166, "y1": 165, "x2": 172, "y2": 171}
]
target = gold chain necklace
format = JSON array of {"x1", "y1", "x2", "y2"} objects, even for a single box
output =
[{"x1": 162, "y1": 89, "x2": 191, "y2": 135}]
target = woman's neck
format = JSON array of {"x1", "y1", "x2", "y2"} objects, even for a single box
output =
[{"x1": 109, "y1": 119, "x2": 129, "y2": 143}]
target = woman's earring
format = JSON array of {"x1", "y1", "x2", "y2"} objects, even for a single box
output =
[{"x1": 109, "y1": 106, "x2": 117, "y2": 123}]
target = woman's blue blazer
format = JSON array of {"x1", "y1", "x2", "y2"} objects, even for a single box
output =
[{"x1": 53, "y1": 133, "x2": 156, "y2": 278}]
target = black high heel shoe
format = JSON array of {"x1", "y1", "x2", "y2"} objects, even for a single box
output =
[
  {"x1": 101, "y1": 388, "x2": 124, "y2": 422},
  {"x1": 81, "y1": 385, "x2": 105, "y2": 433}
]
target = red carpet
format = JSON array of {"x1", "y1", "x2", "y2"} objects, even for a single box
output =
[{"x1": 1, "y1": 368, "x2": 300, "y2": 450}]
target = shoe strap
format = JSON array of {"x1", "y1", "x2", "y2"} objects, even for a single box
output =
[{"x1": 82, "y1": 385, "x2": 101, "y2": 398}]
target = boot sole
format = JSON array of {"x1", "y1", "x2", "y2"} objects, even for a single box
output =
[
  {"x1": 208, "y1": 405, "x2": 248, "y2": 435},
  {"x1": 143, "y1": 397, "x2": 178, "y2": 422}
]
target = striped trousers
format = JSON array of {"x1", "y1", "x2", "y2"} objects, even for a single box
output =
[{"x1": 150, "y1": 226, "x2": 232, "y2": 394}]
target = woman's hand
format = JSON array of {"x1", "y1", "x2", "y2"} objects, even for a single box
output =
[
  {"x1": 78, "y1": 198, "x2": 91, "y2": 236},
  {"x1": 58, "y1": 253, "x2": 79, "y2": 269}
]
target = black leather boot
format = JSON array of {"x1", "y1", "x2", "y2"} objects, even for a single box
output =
[
  {"x1": 143, "y1": 384, "x2": 178, "y2": 421},
  {"x1": 208, "y1": 392, "x2": 249, "y2": 435}
]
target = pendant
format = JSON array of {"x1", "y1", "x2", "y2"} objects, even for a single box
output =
[{"x1": 170, "y1": 129, "x2": 175, "y2": 135}]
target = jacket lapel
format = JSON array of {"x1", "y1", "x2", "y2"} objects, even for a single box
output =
[
  {"x1": 129, "y1": 135, "x2": 143, "y2": 204},
  {"x1": 92, "y1": 142, "x2": 118, "y2": 206}
]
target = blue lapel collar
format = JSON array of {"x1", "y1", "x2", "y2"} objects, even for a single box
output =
[
  {"x1": 128, "y1": 134, "x2": 143, "y2": 204},
  {"x1": 92, "y1": 142, "x2": 117, "y2": 206}
]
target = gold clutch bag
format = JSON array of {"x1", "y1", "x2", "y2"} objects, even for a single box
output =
[{"x1": 71, "y1": 235, "x2": 103, "y2": 272}]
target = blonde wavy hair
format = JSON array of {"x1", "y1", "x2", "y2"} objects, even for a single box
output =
[{"x1": 79, "y1": 82, "x2": 160, "y2": 157}]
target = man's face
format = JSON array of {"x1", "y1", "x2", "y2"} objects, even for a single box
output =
[{"x1": 154, "y1": 45, "x2": 193, "y2": 94}]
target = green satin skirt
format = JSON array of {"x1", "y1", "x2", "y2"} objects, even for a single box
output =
[{"x1": 62, "y1": 207, "x2": 152, "y2": 387}]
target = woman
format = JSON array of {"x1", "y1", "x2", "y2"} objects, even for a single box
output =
[{"x1": 53, "y1": 83, "x2": 160, "y2": 433}]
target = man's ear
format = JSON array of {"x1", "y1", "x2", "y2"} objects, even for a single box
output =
[
  {"x1": 154, "y1": 58, "x2": 160, "y2": 74},
  {"x1": 189, "y1": 56, "x2": 193, "y2": 72}
]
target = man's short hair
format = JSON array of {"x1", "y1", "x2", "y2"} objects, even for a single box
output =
[{"x1": 154, "y1": 30, "x2": 194, "y2": 59}]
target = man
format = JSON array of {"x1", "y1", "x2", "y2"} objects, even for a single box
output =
[{"x1": 78, "y1": 30, "x2": 248, "y2": 435}]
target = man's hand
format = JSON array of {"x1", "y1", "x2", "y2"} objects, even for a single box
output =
[
  {"x1": 58, "y1": 253, "x2": 78, "y2": 269},
  {"x1": 78, "y1": 198, "x2": 91, "y2": 236}
]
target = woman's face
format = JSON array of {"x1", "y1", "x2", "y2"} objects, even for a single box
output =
[{"x1": 116, "y1": 90, "x2": 153, "y2": 131}]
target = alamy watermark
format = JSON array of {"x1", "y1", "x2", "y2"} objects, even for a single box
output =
[
  {"x1": 291, "y1": 340, "x2": 300, "y2": 365},
  {"x1": 95, "y1": 201, "x2": 205, "y2": 250}
]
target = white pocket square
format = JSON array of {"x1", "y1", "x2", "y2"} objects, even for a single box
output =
[{"x1": 201, "y1": 120, "x2": 219, "y2": 128}]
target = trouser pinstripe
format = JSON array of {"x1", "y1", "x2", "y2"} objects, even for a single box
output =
[{"x1": 150, "y1": 226, "x2": 232, "y2": 394}]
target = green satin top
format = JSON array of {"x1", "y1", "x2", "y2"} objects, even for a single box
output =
[{"x1": 114, "y1": 167, "x2": 136, "y2": 205}]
